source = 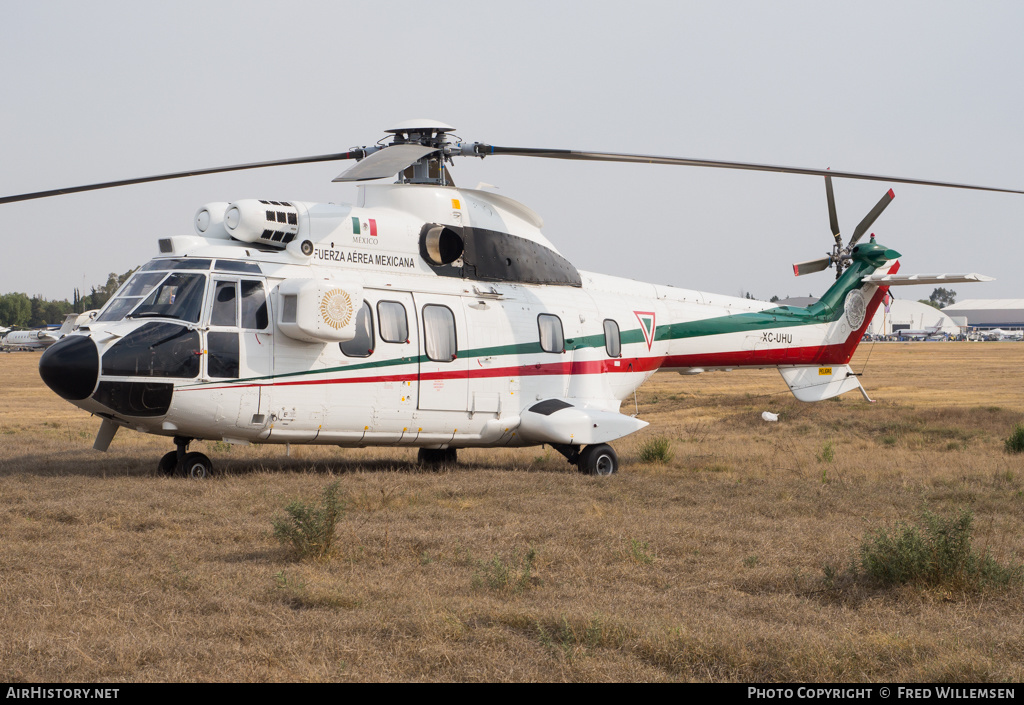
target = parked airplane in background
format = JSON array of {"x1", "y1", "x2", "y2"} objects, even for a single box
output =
[
  {"x1": 895, "y1": 323, "x2": 947, "y2": 340},
  {"x1": 983, "y1": 328, "x2": 1023, "y2": 341},
  {"x1": 1, "y1": 312, "x2": 95, "y2": 351}
]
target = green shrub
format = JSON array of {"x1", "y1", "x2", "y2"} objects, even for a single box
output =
[
  {"x1": 473, "y1": 548, "x2": 537, "y2": 593},
  {"x1": 639, "y1": 437, "x2": 674, "y2": 463},
  {"x1": 272, "y1": 482, "x2": 345, "y2": 561},
  {"x1": 857, "y1": 508, "x2": 1021, "y2": 591},
  {"x1": 1004, "y1": 423, "x2": 1024, "y2": 453},
  {"x1": 816, "y1": 440, "x2": 835, "y2": 463},
  {"x1": 628, "y1": 539, "x2": 655, "y2": 565}
]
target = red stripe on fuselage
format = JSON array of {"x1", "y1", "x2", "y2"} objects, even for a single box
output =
[
  {"x1": 662, "y1": 283, "x2": 889, "y2": 369},
  {"x1": 183, "y1": 268, "x2": 897, "y2": 393}
]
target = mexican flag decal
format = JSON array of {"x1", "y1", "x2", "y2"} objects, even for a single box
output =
[
  {"x1": 352, "y1": 217, "x2": 378, "y2": 236},
  {"x1": 633, "y1": 310, "x2": 656, "y2": 351}
]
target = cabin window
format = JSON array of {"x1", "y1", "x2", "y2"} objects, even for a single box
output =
[
  {"x1": 423, "y1": 304, "x2": 457, "y2": 362},
  {"x1": 240, "y1": 280, "x2": 269, "y2": 330},
  {"x1": 538, "y1": 314, "x2": 564, "y2": 353},
  {"x1": 377, "y1": 301, "x2": 409, "y2": 344},
  {"x1": 211, "y1": 282, "x2": 238, "y2": 327},
  {"x1": 604, "y1": 319, "x2": 621, "y2": 358},
  {"x1": 340, "y1": 301, "x2": 374, "y2": 357}
]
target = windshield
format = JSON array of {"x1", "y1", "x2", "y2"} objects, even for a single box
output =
[{"x1": 96, "y1": 271, "x2": 207, "y2": 323}]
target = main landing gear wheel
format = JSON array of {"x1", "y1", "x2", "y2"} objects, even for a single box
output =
[
  {"x1": 179, "y1": 451, "x2": 213, "y2": 479},
  {"x1": 158, "y1": 451, "x2": 178, "y2": 476},
  {"x1": 418, "y1": 447, "x2": 457, "y2": 468},
  {"x1": 579, "y1": 444, "x2": 618, "y2": 476}
]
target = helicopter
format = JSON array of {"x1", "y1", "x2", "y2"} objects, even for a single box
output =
[{"x1": 5, "y1": 119, "x2": 1017, "y2": 478}]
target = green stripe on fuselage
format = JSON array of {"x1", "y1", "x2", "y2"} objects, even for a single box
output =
[{"x1": 180, "y1": 258, "x2": 881, "y2": 389}]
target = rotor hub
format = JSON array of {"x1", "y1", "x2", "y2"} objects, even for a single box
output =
[{"x1": 380, "y1": 120, "x2": 457, "y2": 185}]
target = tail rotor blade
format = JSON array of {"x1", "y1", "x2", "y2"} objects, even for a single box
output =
[
  {"x1": 793, "y1": 257, "x2": 833, "y2": 276},
  {"x1": 850, "y1": 189, "x2": 895, "y2": 247},
  {"x1": 825, "y1": 174, "x2": 840, "y2": 242}
]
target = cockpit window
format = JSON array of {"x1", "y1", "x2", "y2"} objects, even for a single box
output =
[
  {"x1": 122, "y1": 272, "x2": 166, "y2": 298},
  {"x1": 140, "y1": 258, "x2": 212, "y2": 271},
  {"x1": 96, "y1": 271, "x2": 167, "y2": 323},
  {"x1": 128, "y1": 273, "x2": 207, "y2": 323},
  {"x1": 215, "y1": 260, "x2": 262, "y2": 274},
  {"x1": 97, "y1": 263, "x2": 211, "y2": 324},
  {"x1": 211, "y1": 281, "x2": 238, "y2": 327},
  {"x1": 96, "y1": 297, "x2": 140, "y2": 323},
  {"x1": 240, "y1": 280, "x2": 269, "y2": 330}
]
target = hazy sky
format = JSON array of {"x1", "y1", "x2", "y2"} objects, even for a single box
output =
[{"x1": 2, "y1": 1, "x2": 1022, "y2": 303}]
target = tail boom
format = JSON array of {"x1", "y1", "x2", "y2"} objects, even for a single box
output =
[{"x1": 658, "y1": 278, "x2": 891, "y2": 372}]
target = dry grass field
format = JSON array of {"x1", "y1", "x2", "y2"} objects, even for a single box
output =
[{"x1": 1, "y1": 342, "x2": 1022, "y2": 682}]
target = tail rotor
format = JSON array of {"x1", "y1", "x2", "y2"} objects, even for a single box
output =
[{"x1": 793, "y1": 175, "x2": 895, "y2": 279}]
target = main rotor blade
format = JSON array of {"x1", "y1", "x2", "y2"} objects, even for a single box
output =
[
  {"x1": 472, "y1": 145, "x2": 1024, "y2": 195},
  {"x1": 825, "y1": 174, "x2": 840, "y2": 241},
  {"x1": 849, "y1": 189, "x2": 895, "y2": 247},
  {"x1": 333, "y1": 144, "x2": 438, "y2": 182},
  {"x1": 0, "y1": 151, "x2": 367, "y2": 205}
]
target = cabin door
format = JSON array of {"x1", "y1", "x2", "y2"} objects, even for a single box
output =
[
  {"x1": 414, "y1": 293, "x2": 469, "y2": 411},
  {"x1": 204, "y1": 276, "x2": 273, "y2": 429}
]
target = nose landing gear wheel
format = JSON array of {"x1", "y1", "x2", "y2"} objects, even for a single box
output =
[
  {"x1": 159, "y1": 436, "x2": 213, "y2": 478},
  {"x1": 578, "y1": 443, "x2": 618, "y2": 476}
]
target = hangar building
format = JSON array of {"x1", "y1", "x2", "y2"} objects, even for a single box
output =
[
  {"x1": 866, "y1": 298, "x2": 961, "y2": 337},
  {"x1": 941, "y1": 300, "x2": 1024, "y2": 331}
]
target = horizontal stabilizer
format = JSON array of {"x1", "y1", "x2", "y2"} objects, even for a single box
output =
[
  {"x1": 518, "y1": 399, "x2": 648, "y2": 445},
  {"x1": 861, "y1": 272, "x2": 994, "y2": 286},
  {"x1": 778, "y1": 364, "x2": 873, "y2": 403}
]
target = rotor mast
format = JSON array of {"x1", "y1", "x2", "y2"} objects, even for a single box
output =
[{"x1": 385, "y1": 119, "x2": 457, "y2": 185}]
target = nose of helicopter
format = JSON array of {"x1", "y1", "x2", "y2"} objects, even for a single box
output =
[{"x1": 39, "y1": 335, "x2": 99, "y2": 401}]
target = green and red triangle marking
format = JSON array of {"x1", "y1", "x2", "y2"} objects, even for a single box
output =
[{"x1": 633, "y1": 310, "x2": 656, "y2": 350}]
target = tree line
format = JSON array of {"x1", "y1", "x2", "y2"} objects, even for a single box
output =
[{"x1": 0, "y1": 269, "x2": 136, "y2": 328}]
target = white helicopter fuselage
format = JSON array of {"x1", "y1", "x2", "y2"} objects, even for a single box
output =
[
  {"x1": 39, "y1": 182, "x2": 894, "y2": 470},
  {"x1": 20, "y1": 119, "x2": 1008, "y2": 476}
]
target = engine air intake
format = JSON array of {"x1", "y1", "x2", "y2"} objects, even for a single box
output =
[
  {"x1": 223, "y1": 199, "x2": 301, "y2": 248},
  {"x1": 421, "y1": 224, "x2": 464, "y2": 265}
]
